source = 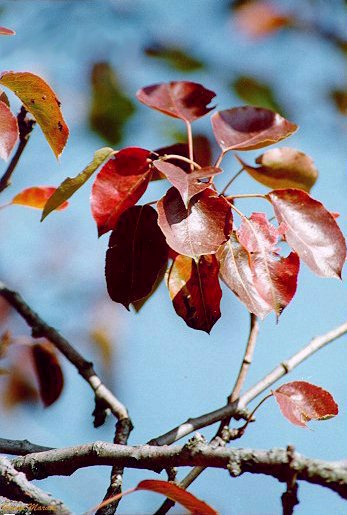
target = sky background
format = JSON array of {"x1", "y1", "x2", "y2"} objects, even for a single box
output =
[{"x1": 0, "y1": 1, "x2": 347, "y2": 514}]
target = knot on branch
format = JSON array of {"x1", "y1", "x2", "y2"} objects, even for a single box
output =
[
  {"x1": 182, "y1": 433, "x2": 207, "y2": 455},
  {"x1": 227, "y1": 455, "x2": 242, "y2": 477}
]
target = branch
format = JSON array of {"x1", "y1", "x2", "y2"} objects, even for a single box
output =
[
  {"x1": 150, "y1": 319, "x2": 347, "y2": 446},
  {"x1": 154, "y1": 313, "x2": 259, "y2": 513},
  {"x1": 9, "y1": 442, "x2": 347, "y2": 500},
  {"x1": 96, "y1": 419, "x2": 133, "y2": 515},
  {"x1": 0, "y1": 282, "x2": 130, "y2": 423},
  {"x1": 0, "y1": 457, "x2": 70, "y2": 514},
  {"x1": 0, "y1": 438, "x2": 52, "y2": 455},
  {"x1": 0, "y1": 107, "x2": 36, "y2": 194}
]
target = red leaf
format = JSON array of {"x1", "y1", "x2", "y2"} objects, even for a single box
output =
[
  {"x1": 237, "y1": 213, "x2": 299, "y2": 315},
  {"x1": 136, "y1": 81, "x2": 216, "y2": 122},
  {"x1": 0, "y1": 100, "x2": 18, "y2": 160},
  {"x1": 273, "y1": 381, "x2": 338, "y2": 428},
  {"x1": 0, "y1": 72, "x2": 69, "y2": 158},
  {"x1": 168, "y1": 254, "x2": 222, "y2": 333},
  {"x1": 237, "y1": 147, "x2": 318, "y2": 192},
  {"x1": 11, "y1": 186, "x2": 69, "y2": 210},
  {"x1": 0, "y1": 27, "x2": 15, "y2": 36},
  {"x1": 157, "y1": 187, "x2": 232, "y2": 258},
  {"x1": 90, "y1": 147, "x2": 152, "y2": 236},
  {"x1": 217, "y1": 232, "x2": 272, "y2": 319},
  {"x1": 211, "y1": 107, "x2": 297, "y2": 151},
  {"x1": 267, "y1": 189, "x2": 346, "y2": 278},
  {"x1": 154, "y1": 160, "x2": 221, "y2": 207},
  {"x1": 105, "y1": 205, "x2": 168, "y2": 309},
  {"x1": 136, "y1": 480, "x2": 217, "y2": 515},
  {"x1": 32, "y1": 342, "x2": 64, "y2": 407}
]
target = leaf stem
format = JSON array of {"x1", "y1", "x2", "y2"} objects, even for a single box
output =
[
  {"x1": 227, "y1": 193, "x2": 266, "y2": 200},
  {"x1": 0, "y1": 107, "x2": 36, "y2": 194},
  {"x1": 238, "y1": 392, "x2": 274, "y2": 435},
  {"x1": 214, "y1": 150, "x2": 225, "y2": 168},
  {"x1": 220, "y1": 167, "x2": 244, "y2": 195},
  {"x1": 159, "y1": 154, "x2": 201, "y2": 169},
  {"x1": 185, "y1": 120, "x2": 194, "y2": 171}
]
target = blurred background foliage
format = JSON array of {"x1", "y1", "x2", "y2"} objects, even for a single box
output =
[{"x1": 0, "y1": 0, "x2": 347, "y2": 513}]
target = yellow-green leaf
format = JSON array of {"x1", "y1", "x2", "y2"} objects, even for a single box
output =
[
  {"x1": 41, "y1": 147, "x2": 113, "y2": 221},
  {"x1": 0, "y1": 71, "x2": 69, "y2": 157}
]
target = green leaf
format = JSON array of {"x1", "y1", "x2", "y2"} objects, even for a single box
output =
[
  {"x1": 144, "y1": 43, "x2": 204, "y2": 72},
  {"x1": 232, "y1": 75, "x2": 285, "y2": 115},
  {"x1": 89, "y1": 62, "x2": 135, "y2": 145},
  {"x1": 41, "y1": 147, "x2": 113, "y2": 221}
]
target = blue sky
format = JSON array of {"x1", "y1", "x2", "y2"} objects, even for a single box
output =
[{"x1": 0, "y1": 1, "x2": 347, "y2": 513}]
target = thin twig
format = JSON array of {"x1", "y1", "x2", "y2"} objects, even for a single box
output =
[
  {"x1": 0, "y1": 282, "x2": 130, "y2": 423},
  {"x1": 220, "y1": 167, "x2": 244, "y2": 195},
  {"x1": 230, "y1": 314, "x2": 259, "y2": 402},
  {"x1": 154, "y1": 313, "x2": 259, "y2": 513},
  {"x1": 96, "y1": 419, "x2": 133, "y2": 515},
  {"x1": 0, "y1": 107, "x2": 36, "y2": 194},
  {"x1": 150, "y1": 319, "x2": 347, "y2": 446}
]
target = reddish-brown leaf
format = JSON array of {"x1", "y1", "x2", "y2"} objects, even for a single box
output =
[
  {"x1": 237, "y1": 213, "x2": 299, "y2": 315},
  {"x1": 91, "y1": 147, "x2": 152, "y2": 236},
  {"x1": 32, "y1": 342, "x2": 64, "y2": 407},
  {"x1": 136, "y1": 480, "x2": 217, "y2": 515},
  {"x1": 237, "y1": 147, "x2": 318, "y2": 192},
  {"x1": 154, "y1": 160, "x2": 221, "y2": 207},
  {"x1": 0, "y1": 71, "x2": 69, "y2": 158},
  {"x1": 0, "y1": 100, "x2": 18, "y2": 160},
  {"x1": 2, "y1": 345, "x2": 39, "y2": 409},
  {"x1": 136, "y1": 81, "x2": 216, "y2": 122},
  {"x1": 217, "y1": 232, "x2": 272, "y2": 318},
  {"x1": 11, "y1": 186, "x2": 69, "y2": 210},
  {"x1": 0, "y1": 26, "x2": 16, "y2": 36},
  {"x1": 168, "y1": 254, "x2": 222, "y2": 333},
  {"x1": 157, "y1": 187, "x2": 232, "y2": 257},
  {"x1": 211, "y1": 107, "x2": 297, "y2": 152},
  {"x1": 105, "y1": 205, "x2": 168, "y2": 309},
  {"x1": 273, "y1": 381, "x2": 338, "y2": 428},
  {"x1": 267, "y1": 189, "x2": 346, "y2": 278}
]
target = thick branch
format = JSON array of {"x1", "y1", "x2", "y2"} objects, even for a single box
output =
[
  {"x1": 0, "y1": 282, "x2": 130, "y2": 422},
  {"x1": 9, "y1": 443, "x2": 347, "y2": 500},
  {"x1": 0, "y1": 107, "x2": 36, "y2": 194},
  {"x1": 150, "y1": 320, "x2": 347, "y2": 446},
  {"x1": 0, "y1": 457, "x2": 70, "y2": 514}
]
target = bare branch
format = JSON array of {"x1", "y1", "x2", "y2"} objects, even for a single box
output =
[
  {"x1": 0, "y1": 457, "x2": 70, "y2": 514},
  {"x1": 0, "y1": 438, "x2": 52, "y2": 455},
  {"x1": 0, "y1": 107, "x2": 36, "y2": 194},
  {"x1": 0, "y1": 282, "x2": 130, "y2": 422},
  {"x1": 9, "y1": 442, "x2": 347, "y2": 500},
  {"x1": 150, "y1": 319, "x2": 347, "y2": 446},
  {"x1": 96, "y1": 419, "x2": 133, "y2": 515}
]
